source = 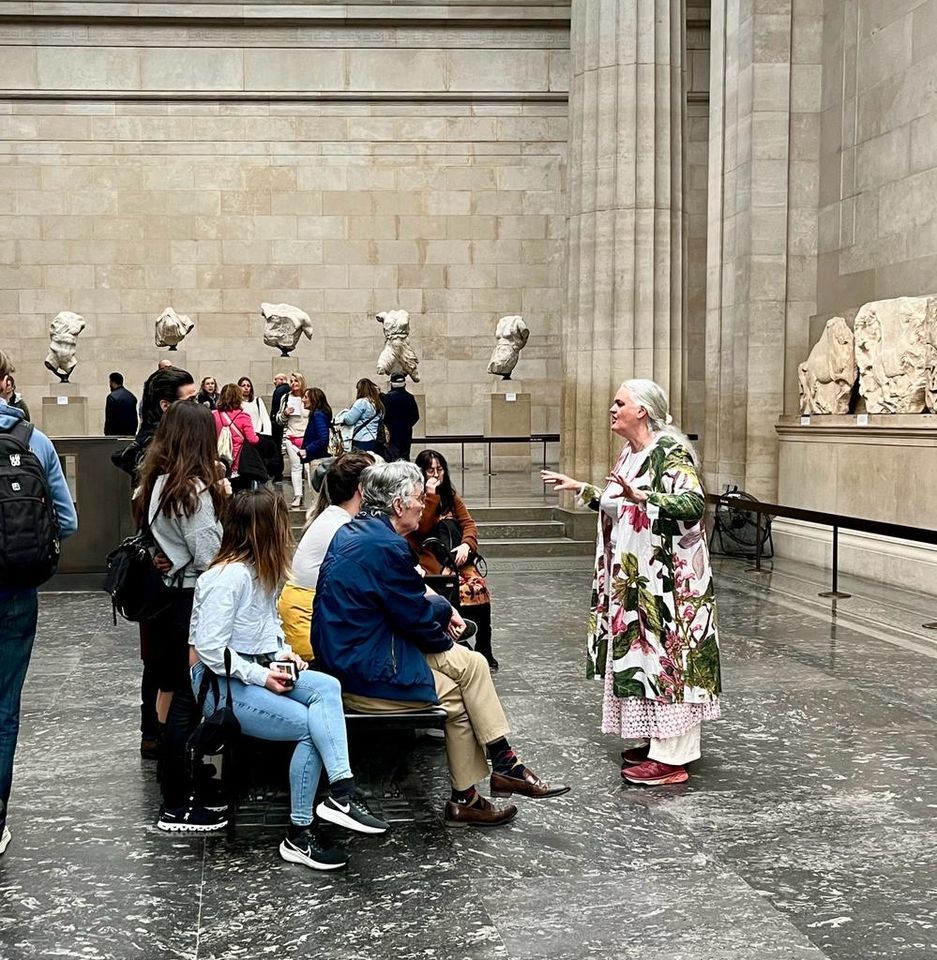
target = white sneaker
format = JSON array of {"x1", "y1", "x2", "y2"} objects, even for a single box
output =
[{"x1": 0, "y1": 826, "x2": 11, "y2": 856}]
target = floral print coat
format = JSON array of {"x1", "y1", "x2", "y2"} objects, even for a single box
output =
[{"x1": 585, "y1": 434, "x2": 721, "y2": 706}]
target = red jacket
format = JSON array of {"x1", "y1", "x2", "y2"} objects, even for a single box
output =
[{"x1": 212, "y1": 408, "x2": 258, "y2": 472}]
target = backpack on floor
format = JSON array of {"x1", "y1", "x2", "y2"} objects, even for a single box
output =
[{"x1": 0, "y1": 420, "x2": 61, "y2": 589}]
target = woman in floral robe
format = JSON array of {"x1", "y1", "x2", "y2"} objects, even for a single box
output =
[{"x1": 543, "y1": 379, "x2": 721, "y2": 785}]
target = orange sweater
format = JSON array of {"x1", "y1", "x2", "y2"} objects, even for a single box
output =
[{"x1": 407, "y1": 491, "x2": 478, "y2": 575}]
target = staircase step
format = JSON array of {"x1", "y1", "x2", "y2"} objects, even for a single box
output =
[
  {"x1": 476, "y1": 520, "x2": 566, "y2": 540},
  {"x1": 463, "y1": 505, "x2": 556, "y2": 522},
  {"x1": 483, "y1": 537, "x2": 595, "y2": 558}
]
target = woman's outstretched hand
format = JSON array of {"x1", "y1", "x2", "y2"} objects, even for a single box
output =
[
  {"x1": 605, "y1": 471, "x2": 648, "y2": 503},
  {"x1": 451, "y1": 543, "x2": 470, "y2": 567},
  {"x1": 541, "y1": 470, "x2": 582, "y2": 492}
]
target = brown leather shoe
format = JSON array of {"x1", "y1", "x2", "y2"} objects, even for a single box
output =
[
  {"x1": 490, "y1": 766, "x2": 571, "y2": 799},
  {"x1": 444, "y1": 795, "x2": 518, "y2": 828}
]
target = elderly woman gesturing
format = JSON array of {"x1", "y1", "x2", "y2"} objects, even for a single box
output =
[{"x1": 543, "y1": 379, "x2": 721, "y2": 786}]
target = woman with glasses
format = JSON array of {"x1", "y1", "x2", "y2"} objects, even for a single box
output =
[{"x1": 409, "y1": 449, "x2": 498, "y2": 672}]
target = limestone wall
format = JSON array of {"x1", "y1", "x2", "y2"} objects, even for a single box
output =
[
  {"x1": 0, "y1": 6, "x2": 569, "y2": 437},
  {"x1": 816, "y1": 0, "x2": 937, "y2": 326}
]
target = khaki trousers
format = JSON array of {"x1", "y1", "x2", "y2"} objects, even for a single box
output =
[{"x1": 342, "y1": 644, "x2": 509, "y2": 790}]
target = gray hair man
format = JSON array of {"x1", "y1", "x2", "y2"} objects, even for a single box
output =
[{"x1": 312, "y1": 461, "x2": 570, "y2": 827}]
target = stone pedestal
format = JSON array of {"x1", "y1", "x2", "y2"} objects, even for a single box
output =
[
  {"x1": 774, "y1": 415, "x2": 937, "y2": 596},
  {"x1": 561, "y1": 0, "x2": 685, "y2": 482},
  {"x1": 42, "y1": 382, "x2": 89, "y2": 437},
  {"x1": 486, "y1": 379, "x2": 531, "y2": 472}
]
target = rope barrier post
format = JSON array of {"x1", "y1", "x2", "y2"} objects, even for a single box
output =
[
  {"x1": 747, "y1": 508, "x2": 769, "y2": 574},
  {"x1": 819, "y1": 525, "x2": 851, "y2": 599}
]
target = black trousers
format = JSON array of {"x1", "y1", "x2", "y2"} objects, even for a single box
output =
[{"x1": 147, "y1": 590, "x2": 201, "y2": 810}]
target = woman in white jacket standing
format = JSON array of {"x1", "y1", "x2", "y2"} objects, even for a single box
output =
[
  {"x1": 238, "y1": 376, "x2": 272, "y2": 435},
  {"x1": 275, "y1": 371, "x2": 309, "y2": 507}
]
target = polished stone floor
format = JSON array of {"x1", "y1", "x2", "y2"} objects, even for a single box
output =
[{"x1": 3, "y1": 556, "x2": 937, "y2": 959}]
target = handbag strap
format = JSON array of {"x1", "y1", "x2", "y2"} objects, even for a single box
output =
[
  {"x1": 195, "y1": 648, "x2": 234, "y2": 713},
  {"x1": 351, "y1": 408, "x2": 381, "y2": 439},
  {"x1": 222, "y1": 412, "x2": 245, "y2": 442}
]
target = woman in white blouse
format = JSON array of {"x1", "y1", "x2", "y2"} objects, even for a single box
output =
[
  {"x1": 189, "y1": 489, "x2": 389, "y2": 871},
  {"x1": 275, "y1": 371, "x2": 309, "y2": 507},
  {"x1": 238, "y1": 376, "x2": 272, "y2": 435}
]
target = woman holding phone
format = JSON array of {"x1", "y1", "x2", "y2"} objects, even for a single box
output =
[{"x1": 189, "y1": 489, "x2": 390, "y2": 871}]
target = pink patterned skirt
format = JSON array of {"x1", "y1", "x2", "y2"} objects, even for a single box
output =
[{"x1": 601, "y1": 647, "x2": 721, "y2": 740}]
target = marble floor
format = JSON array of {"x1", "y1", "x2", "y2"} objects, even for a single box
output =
[{"x1": 2, "y1": 556, "x2": 937, "y2": 959}]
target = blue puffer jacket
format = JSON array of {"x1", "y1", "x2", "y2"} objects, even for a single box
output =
[{"x1": 312, "y1": 512, "x2": 452, "y2": 703}]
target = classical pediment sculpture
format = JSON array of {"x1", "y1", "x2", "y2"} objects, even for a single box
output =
[
  {"x1": 487, "y1": 315, "x2": 530, "y2": 380},
  {"x1": 926, "y1": 316, "x2": 937, "y2": 413},
  {"x1": 797, "y1": 316, "x2": 856, "y2": 414},
  {"x1": 375, "y1": 310, "x2": 420, "y2": 382},
  {"x1": 155, "y1": 307, "x2": 194, "y2": 351},
  {"x1": 262, "y1": 302, "x2": 314, "y2": 357},
  {"x1": 854, "y1": 296, "x2": 934, "y2": 413},
  {"x1": 44, "y1": 310, "x2": 85, "y2": 383}
]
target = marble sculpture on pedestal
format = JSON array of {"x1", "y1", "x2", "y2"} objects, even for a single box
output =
[
  {"x1": 155, "y1": 307, "x2": 194, "y2": 350},
  {"x1": 854, "y1": 296, "x2": 934, "y2": 413},
  {"x1": 797, "y1": 316, "x2": 856, "y2": 414},
  {"x1": 375, "y1": 310, "x2": 420, "y2": 382},
  {"x1": 262, "y1": 302, "x2": 314, "y2": 357},
  {"x1": 44, "y1": 310, "x2": 86, "y2": 383},
  {"x1": 487, "y1": 315, "x2": 530, "y2": 380}
]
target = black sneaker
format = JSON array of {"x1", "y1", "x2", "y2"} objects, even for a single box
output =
[
  {"x1": 279, "y1": 828, "x2": 348, "y2": 871},
  {"x1": 157, "y1": 804, "x2": 227, "y2": 833},
  {"x1": 316, "y1": 794, "x2": 390, "y2": 835}
]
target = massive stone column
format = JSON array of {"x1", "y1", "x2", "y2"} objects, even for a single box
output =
[{"x1": 561, "y1": 0, "x2": 686, "y2": 480}]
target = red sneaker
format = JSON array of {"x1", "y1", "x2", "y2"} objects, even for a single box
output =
[{"x1": 621, "y1": 760, "x2": 688, "y2": 786}]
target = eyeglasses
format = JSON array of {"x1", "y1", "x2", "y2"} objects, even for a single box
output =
[{"x1": 425, "y1": 467, "x2": 444, "y2": 476}]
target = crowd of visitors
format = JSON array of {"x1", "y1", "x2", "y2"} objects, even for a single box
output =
[{"x1": 0, "y1": 347, "x2": 722, "y2": 870}]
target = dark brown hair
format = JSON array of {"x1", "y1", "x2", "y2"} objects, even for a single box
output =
[
  {"x1": 134, "y1": 401, "x2": 226, "y2": 526},
  {"x1": 237, "y1": 376, "x2": 254, "y2": 401},
  {"x1": 217, "y1": 383, "x2": 243, "y2": 413},
  {"x1": 211, "y1": 489, "x2": 293, "y2": 594},
  {"x1": 307, "y1": 452, "x2": 373, "y2": 524},
  {"x1": 415, "y1": 449, "x2": 456, "y2": 515},
  {"x1": 304, "y1": 387, "x2": 333, "y2": 423}
]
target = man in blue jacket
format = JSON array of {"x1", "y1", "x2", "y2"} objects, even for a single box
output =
[
  {"x1": 313, "y1": 461, "x2": 568, "y2": 828},
  {"x1": 0, "y1": 350, "x2": 79, "y2": 858}
]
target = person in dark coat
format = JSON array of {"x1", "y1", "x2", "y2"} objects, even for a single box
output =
[
  {"x1": 381, "y1": 372, "x2": 420, "y2": 460},
  {"x1": 269, "y1": 372, "x2": 290, "y2": 483},
  {"x1": 313, "y1": 461, "x2": 569, "y2": 828},
  {"x1": 104, "y1": 372, "x2": 139, "y2": 436}
]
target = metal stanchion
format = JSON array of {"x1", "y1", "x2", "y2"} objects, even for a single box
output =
[{"x1": 818, "y1": 525, "x2": 851, "y2": 599}]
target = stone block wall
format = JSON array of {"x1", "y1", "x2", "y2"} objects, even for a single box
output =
[
  {"x1": 816, "y1": 0, "x2": 937, "y2": 324},
  {"x1": 0, "y1": 8, "x2": 569, "y2": 438}
]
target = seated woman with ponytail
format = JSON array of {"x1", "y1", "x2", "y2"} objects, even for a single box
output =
[{"x1": 189, "y1": 489, "x2": 390, "y2": 872}]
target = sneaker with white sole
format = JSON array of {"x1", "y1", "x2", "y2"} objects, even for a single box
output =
[
  {"x1": 157, "y1": 804, "x2": 228, "y2": 833},
  {"x1": 279, "y1": 828, "x2": 348, "y2": 871},
  {"x1": 316, "y1": 794, "x2": 390, "y2": 835},
  {"x1": 0, "y1": 825, "x2": 10, "y2": 856}
]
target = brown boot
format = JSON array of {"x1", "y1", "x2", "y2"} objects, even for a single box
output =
[{"x1": 444, "y1": 795, "x2": 518, "y2": 828}]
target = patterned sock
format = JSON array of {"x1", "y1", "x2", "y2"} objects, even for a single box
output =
[
  {"x1": 487, "y1": 739, "x2": 527, "y2": 777},
  {"x1": 450, "y1": 786, "x2": 478, "y2": 806}
]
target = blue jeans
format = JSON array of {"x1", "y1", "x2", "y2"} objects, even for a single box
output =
[
  {"x1": 0, "y1": 590, "x2": 39, "y2": 831},
  {"x1": 191, "y1": 662, "x2": 353, "y2": 826}
]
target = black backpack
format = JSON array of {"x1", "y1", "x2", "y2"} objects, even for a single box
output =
[
  {"x1": 103, "y1": 487, "x2": 184, "y2": 624},
  {"x1": 0, "y1": 420, "x2": 61, "y2": 589}
]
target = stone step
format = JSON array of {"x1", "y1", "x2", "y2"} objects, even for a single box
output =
[
  {"x1": 463, "y1": 505, "x2": 556, "y2": 522},
  {"x1": 476, "y1": 520, "x2": 567, "y2": 540},
  {"x1": 482, "y1": 537, "x2": 595, "y2": 558}
]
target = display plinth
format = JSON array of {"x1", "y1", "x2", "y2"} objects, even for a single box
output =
[
  {"x1": 42, "y1": 383, "x2": 89, "y2": 436},
  {"x1": 159, "y1": 349, "x2": 188, "y2": 371},
  {"x1": 486, "y1": 379, "x2": 531, "y2": 472},
  {"x1": 774, "y1": 414, "x2": 937, "y2": 596}
]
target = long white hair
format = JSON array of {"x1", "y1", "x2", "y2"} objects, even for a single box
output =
[{"x1": 621, "y1": 379, "x2": 700, "y2": 466}]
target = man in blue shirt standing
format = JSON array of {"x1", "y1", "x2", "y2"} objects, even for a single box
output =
[{"x1": 0, "y1": 349, "x2": 79, "y2": 858}]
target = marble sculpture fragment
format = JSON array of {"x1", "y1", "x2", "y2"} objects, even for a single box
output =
[
  {"x1": 375, "y1": 310, "x2": 420, "y2": 382},
  {"x1": 44, "y1": 310, "x2": 86, "y2": 383},
  {"x1": 487, "y1": 315, "x2": 530, "y2": 380},
  {"x1": 262, "y1": 302, "x2": 314, "y2": 357},
  {"x1": 797, "y1": 316, "x2": 856, "y2": 414}
]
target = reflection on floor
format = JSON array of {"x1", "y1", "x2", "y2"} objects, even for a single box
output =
[{"x1": 3, "y1": 556, "x2": 937, "y2": 959}]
